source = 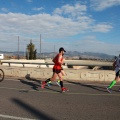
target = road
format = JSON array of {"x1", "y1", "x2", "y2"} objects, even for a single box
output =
[{"x1": 0, "y1": 77, "x2": 120, "y2": 120}]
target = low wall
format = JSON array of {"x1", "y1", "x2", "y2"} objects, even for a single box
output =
[{"x1": 0, "y1": 66, "x2": 115, "y2": 81}]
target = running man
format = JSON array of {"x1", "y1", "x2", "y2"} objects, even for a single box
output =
[
  {"x1": 106, "y1": 54, "x2": 120, "y2": 93},
  {"x1": 41, "y1": 47, "x2": 69, "y2": 92},
  {"x1": 47, "y1": 56, "x2": 67, "y2": 87}
]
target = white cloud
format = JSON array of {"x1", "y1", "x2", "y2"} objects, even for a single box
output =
[
  {"x1": 0, "y1": 12, "x2": 106, "y2": 39},
  {"x1": 0, "y1": 4, "x2": 112, "y2": 39},
  {"x1": 32, "y1": 7, "x2": 44, "y2": 11},
  {"x1": 53, "y1": 3, "x2": 87, "y2": 18},
  {"x1": 1, "y1": 8, "x2": 8, "y2": 12},
  {"x1": 71, "y1": 38, "x2": 119, "y2": 55},
  {"x1": 91, "y1": 0, "x2": 120, "y2": 11},
  {"x1": 92, "y1": 23, "x2": 113, "y2": 32},
  {"x1": 0, "y1": 3, "x2": 113, "y2": 53}
]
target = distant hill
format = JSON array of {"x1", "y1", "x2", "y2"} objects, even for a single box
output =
[
  {"x1": 0, "y1": 50, "x2": 115, "y2": 59},
  {"x1": 66, "y1": 51, "x2": 114, "y2": 59}
]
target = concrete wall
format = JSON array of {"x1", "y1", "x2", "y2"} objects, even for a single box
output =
[{"x1": 0, "y1": 66, "x2": 115, "y2": 82}]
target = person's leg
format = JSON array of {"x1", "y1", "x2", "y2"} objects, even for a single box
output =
[
  {"x1": 42, "y1": 72, "x2": 57, "y2": 88},
  {"x1": 46, "y1": 69, "x2": 57, "y2": 87},
  {"x1": 108, "y1": 70, "x2": 120, "y2": 89},
  {"x1": 117, "y1": 72, "x2": 120, "y2": 91},
  {"x1": 58, "y1": 72, "x2": 68, "y2": 92},
  {"x1": 58, "y1": 72, "x2": 63, "y2": 87},
  {"x1": 108, "y1": 79, "x2": 116, "y2": 89},
  {"x1": 118, "y1": 76, "x2": 120, "y2": 91},
  {"x1": 46, "y1": 72, "x2": 54, "y2": 86},
  {"x1": 57, "y1": 70, "x2": 66, "y2": 86},
  {"x1": 46, "y1": 72, "x2": 57, "y2": 83},
  {"x1": 47, "y1": 80, "x2": 52, "y2": 87},
  {"x1": 61, "y1": 70, "x2": 66, "y2": 76},
  {"x1": 106, "y1": 71, "x2": 120, "y2": 93}
]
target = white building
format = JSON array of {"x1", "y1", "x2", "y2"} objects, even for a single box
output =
[{"x1": 0, "y1": 54, "x2": 4, "y2": 59}]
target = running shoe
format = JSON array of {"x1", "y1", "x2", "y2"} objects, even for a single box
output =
[
  {"x1": 56, "y1": 81, "x2": 60, "y2": 86},
  {"x1": 41, "y1": 81, "x2": 46, "y2": 89},
  {"x1": 106, "y1": 87, "x2": 112, "y2": 93},
  {"x1": 61, "y1": 87, "x2": 69, "y2": 92},
  {"x1": 47, "y1": 82, "x2": 51, "y2": 87}
]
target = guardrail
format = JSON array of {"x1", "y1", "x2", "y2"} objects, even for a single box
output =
[
  {"x1": 1, "y1": 61, "x2": 113, "y2": 68},
  {"x1": 1, "y1": 61, "x2": 54, "y2": 67}
]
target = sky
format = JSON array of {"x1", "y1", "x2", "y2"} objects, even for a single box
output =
[{"x1": 0, "y1": 0, "x2": 120, "y2": 55}]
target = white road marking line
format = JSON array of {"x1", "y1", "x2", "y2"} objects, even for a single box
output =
[{"x1": 0, "y1": 114, "x2": 38, "y2": 120}]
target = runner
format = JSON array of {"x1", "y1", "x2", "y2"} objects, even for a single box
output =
[
  {"x1": 106, "y1": 54, "x2": 120, "y2": 93},
  {"x1": 47, "y1": 56, "x2": 67, "y2": 87},
  {"x1": 41, "y1": 47, "x2": 69, "y2": 92}
]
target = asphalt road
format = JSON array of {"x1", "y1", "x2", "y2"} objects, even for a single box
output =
[{"x1": 0, "y1": 77, "x2": 120, "y2": 120}]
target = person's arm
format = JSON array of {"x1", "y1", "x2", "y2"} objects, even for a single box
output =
[
  {"x1": 58, "y1": 55, "x2": 64, "y2": 64},
  {"x1": 52, "y1": 57, "x2": 56, "y2": 63},
  {"x1": 62, "y1": 58, "x2": 66, "y2": 65},
  {"x1": 52, "y1": 55, "x2": 57, "y2": 63},
  {"x1": 113, "y1": 60, "x2": 116, "y2": 70}
]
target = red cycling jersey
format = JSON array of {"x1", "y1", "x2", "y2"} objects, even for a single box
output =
[{"x1": 53, "y1": 54, "x2": 63, "y2": 70}]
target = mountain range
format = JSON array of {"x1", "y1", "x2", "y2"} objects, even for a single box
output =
[{"x1": 0, "y1": 50, "x2": 115, "y2": 60}]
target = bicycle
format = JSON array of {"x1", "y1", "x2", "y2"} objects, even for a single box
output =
[{"x1": 0, "y1": 69, "x2": 4, "y2": 82}]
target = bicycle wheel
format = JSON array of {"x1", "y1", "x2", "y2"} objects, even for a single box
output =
[{"x1": 0, "y1": 69, "x2": 4, "y2": 82}]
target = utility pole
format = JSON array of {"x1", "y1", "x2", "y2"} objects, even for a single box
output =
[
  {"x1": 54, "y1": 44, "x2": 56, "y2": 57},
  {"x1": 18, "y1": 36, "x2": 19, "y2": 60},
  {"x1": 40, "y1": 34, "x2": 41, "y2": 59},
  {"x1": 24, "y1": 40, "x2": 26, "y2": 59}
]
